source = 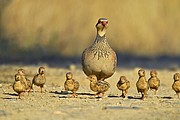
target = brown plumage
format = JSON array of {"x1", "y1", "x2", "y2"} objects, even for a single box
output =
[
  {"x1": 148, "y1": 70, "x2": 160, "y2": 95},
  {"x1": 117, "y1": 76, "x2": 130, "y2": 98},
  {"x1": 87, "y1": 75, "x2": 110, "y2": 97},
  {"x1": 64, "y1": 72, "x2": 79, "y2": 97},
  {"x1": 82, "y1": 18, "x2": 117, "y2": 81},
  {"x1": 136, "y1": 69, "x2": 149, "y2": 100},
  {"x1": 13, "y1": 73, "x2": 26, "y2": 99},
  {"x1": 18, "y1": 69, "x2": 32, "y2": 92},
  {"x1": 172, "y1": 73, "x2": 180, "y2": 99},
  {"x1": 32, "y1": 67, "x2": 46, "y2": 93}
]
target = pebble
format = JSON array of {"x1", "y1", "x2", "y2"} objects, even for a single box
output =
[
  {"x1": 53, "y1": 111, "x2": 63, "y2": 115},
  {"x1": 69, "y1": 64, "x2": 76, "y2": 71}
]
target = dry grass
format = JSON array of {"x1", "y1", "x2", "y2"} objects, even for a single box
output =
[{"x1": 0, "y1": 0, "x2": 180, "y2": 57}]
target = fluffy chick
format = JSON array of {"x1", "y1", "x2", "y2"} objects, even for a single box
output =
[
  {"x1": 117, "y1": 76, "x2": 130, "y2": 98},
  {"x1": 172, "y1": 73, "x2": 180, "y2": 99},
  {"x1": 32, "y1": 67, "x2": 46, "y2": 93},
  {"x1": 13, "y1": 74, "x2": 26, "y2": 99},
  {"x1": 87, "y1": 75, "x2": 110, "y2": 97},
  {"x1": 148, "y1": 70, "x2": 160, "y2": 95},
  {"x1": 136, "y1": 69, "x2": 149, "y2": 100},
  {"x1": 64, "y1": 72, "x2": 79, "y2": 97},
  {"x1": 18, "y1": 69, "x2": 32, "y2": 92}
]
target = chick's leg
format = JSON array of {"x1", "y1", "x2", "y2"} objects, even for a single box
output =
[
  {"x1": 72, "y1": 91, "x2": 78, "y2": 97},
  {"x1": 120, "y1": 90, "x2": 125, "y2": 98},
  {"x1": 124, "y1": 89, "x2": 128, "y2": 97},
  {"x1": 95, "y1": 92, "x2": 101, "y2": 97},
  {"x1": 141, "y1": 93, "x2": 145, "y2": 100},
  {"x1": 177, "y1": 92, "x2": 179, "y2": 99}
]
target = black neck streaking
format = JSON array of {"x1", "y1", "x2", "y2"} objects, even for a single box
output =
[{"x1": 90, "y1": 33, "x2": 111, "y2": 59}]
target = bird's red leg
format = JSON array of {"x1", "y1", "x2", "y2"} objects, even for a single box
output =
[{"x1": 40, "y1": 86, "x2": 43, "y2": 93}]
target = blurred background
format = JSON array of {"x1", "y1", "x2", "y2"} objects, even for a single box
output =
[{"x1": 0, "y1": 0, "x2": 180, "y2": 68}]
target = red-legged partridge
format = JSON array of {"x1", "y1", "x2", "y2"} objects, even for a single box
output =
[
  {"x1": 13, "y1": 73, "x2": 26, "y2": 99},
  {"x1": 172, "y1": 73, "x2": 180, "y2": 99},
  {"x1": 117, "y1": 76, "x2": 130, "y2": 98},
  {"x1": 148, "y1": 70, "x2": 160, "y2": 95},
  {"x1": 64, "y1": 72, "x2": 79, "y2": 97},
  {"x1": 82, "y1": 18, "x2": 117, "y2": 81},
  {"x1": 87, "y1": 75, "x2": 110, "y2": 97},
  {"x1": 136, "y1": 69, "x2": 149, "y2": 100},
  {"x1": 32, "y1": 67, "x2": 46, "y2": 93},
  {"x1": 18, "y1": 69, "x2": 32, "y2": 92}
]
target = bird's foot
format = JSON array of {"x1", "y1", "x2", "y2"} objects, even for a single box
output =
[
  {"x1": 71, "y1": 93, "x2": 78, "y2": 98},
  {"x1": 120, "y1": 94, "x2": 126, "y2": 98},
  {"x1": 95, "y1": 92, "x2": 101, "y2": 97}
]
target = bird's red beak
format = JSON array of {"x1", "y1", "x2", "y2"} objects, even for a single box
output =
[{"x1": 101, "y1": 21, "x2": 108, "y2": 26}]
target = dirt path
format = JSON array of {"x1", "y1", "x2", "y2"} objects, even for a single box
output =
[{"x1": 0, "y1": 65, "x2": 180, "y2": 120}]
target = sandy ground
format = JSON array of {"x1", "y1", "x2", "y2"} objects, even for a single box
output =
[{"x1": 0, "y1": 64, "x2": 180, "y2": 120}]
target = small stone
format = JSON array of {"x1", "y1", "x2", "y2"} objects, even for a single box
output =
[
  {"x1": 18, "y1": 109, "x2": 24, "y2": 112},
  {"x1": 53, "y1": 111, "x2": 62, "y2": 115},
  {"x1": 69, "y1": 64, "x2": 76, "y2": 71}
]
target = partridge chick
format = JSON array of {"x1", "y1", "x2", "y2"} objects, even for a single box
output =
[
  {"x1": 13, "y1": 74, "x2": 26, "y2": 99},
  {"x1": 18, "y1": 69, "x2": 32, "y2": 92},
  {"x1": 136, "y1": 69, "x2": 149, "y2": 100},
  {"x1": 64, "y1": 72, "x2": 79, "y2": 97},
  {"x1": 172, "y1": 73, "x2": 180, "y2": 99},
  {"x1": 32, "y1": 67, "x2": 46, "y2": 93},
  {"x1": 148, "y1": 70, "x2": 160, "y2": 95},
  {"x1": 87, "y1": 75, "x2": 110, "y2": 97},
  {"x1": 82, "y1": 18, "x2": 117, "y2": 81},
  {"x1": 117, "y1": 76, "x2": 130, "y2": 98}
]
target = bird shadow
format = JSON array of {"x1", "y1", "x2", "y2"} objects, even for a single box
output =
[
  {"x1": 49, "y1": 91, "x2": 94, "y2": 96},
  {"x1": 158, "y1": 96, "x2": 173, "y2": 99},
  {"x1": 49, "y1": 91, "x2": 95, "y2": 99},
  {"x1": 127, "y1": 96, "x2": 142, "y2": 100},
  {"x1": 3, "y1": 92, "x2": 18, "y2": 96},
  {"x1": 108, "y1": 95, "x2": 120, "y2": 98},
  {"x1": 1, "y1": 93, "x2": 18, "y2": 100},
  {"x1": 2, "y1": 97, "x2": 17, "y2": 100},
  {"x1": 127, "y1": 96, "x2": 174, "y2": 100},
  {"x1": 108, "y1": 95, "x2": 142, "y2": 100},
  {"x1": 49, "y1": 91, "x2": 68, "y2": 95},
  {"x1": 77, "y1": 92, "x2": 94, "y2": 96}
]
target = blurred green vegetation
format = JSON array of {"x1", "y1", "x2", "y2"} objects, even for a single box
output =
[{"x1": 0, "y1": 0, "x2": 180, "y2": 59}]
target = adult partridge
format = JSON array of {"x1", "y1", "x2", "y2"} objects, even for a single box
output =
[{"x1": 82, "y1": 18, "x2": 117, "y2": 81}]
